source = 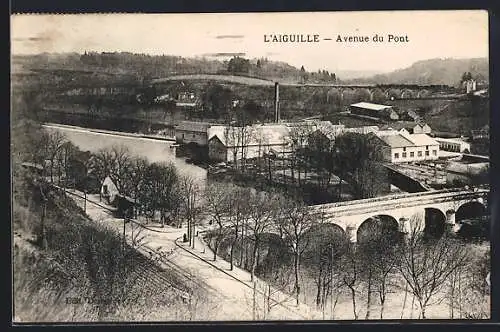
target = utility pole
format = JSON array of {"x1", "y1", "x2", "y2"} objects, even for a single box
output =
[
  {"x1": 123, "y1": 214, "x2": 127, "y2": 250},
  {"x1": 40, "y1": 185, "x2": 48, "y2": 250},
  {"x1": 330, "y1": 244, "x2": 335, "y2": 319},
  {"x1": 253, "y1": 280, "x2": 257, "y2": 320}
]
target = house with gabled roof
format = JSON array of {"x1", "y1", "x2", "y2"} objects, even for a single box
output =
[
  {"x1": 175, "y1": 121, "x2": 214, "y2": 146},
  {"x1": 207, "y1": 124, "x2": 292, "y2": 162},
  {"x1": 374, "y1": 129, "x2": 439, "y2": 163}
]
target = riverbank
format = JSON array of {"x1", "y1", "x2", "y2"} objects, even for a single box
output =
[
  {"x1": 42, "y1": 123, "x2": 207, "y2": 182},
  {"x1": 43, "y1": 123, "x2": 176, "y2": 142}
]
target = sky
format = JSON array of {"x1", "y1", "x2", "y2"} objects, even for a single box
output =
[{"x1": 11, "y1": 10, "x2": 489, "y2": 73}]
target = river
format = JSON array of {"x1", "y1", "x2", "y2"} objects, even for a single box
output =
[{"x1": 42, "y1": 124, "x2": 207, "y2": 182}]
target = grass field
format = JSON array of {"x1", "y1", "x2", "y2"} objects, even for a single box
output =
[{"x1": 151, "y1": 74, "x2": 275, "y2": 86}]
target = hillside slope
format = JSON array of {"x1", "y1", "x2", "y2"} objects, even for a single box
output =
[
  {"x1": 350, "y1": 58, "x2": 488, "y2": 86},
  {"x1": 12, "y1": 171, "x2": 211, "y2": 322}
]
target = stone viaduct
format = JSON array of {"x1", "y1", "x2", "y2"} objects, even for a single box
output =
[
  {"x1": 308, "y1": 187, "x2": 489, "y2": 242},
  {"x1": 149, "y1": 74, "x2": 457, "y2": 101}
]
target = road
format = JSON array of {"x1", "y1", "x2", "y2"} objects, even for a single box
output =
[{"x1": 64, "y1": 188, "x2": 322, "y2": 320}]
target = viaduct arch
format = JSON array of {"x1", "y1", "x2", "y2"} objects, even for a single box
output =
[{"x1": 309, "y1": 189, "x2": 489, "y2": 243}]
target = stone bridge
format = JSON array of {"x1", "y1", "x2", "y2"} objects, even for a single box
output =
[
  {"x1": 308, "y1": 187, "x2": 489, "y2": 242},
  {"x1": 319, "y1": 84, "x2": 457, "y2": 103},
  {"x1": 149, "y1": 74, "x2": 456, "y2": 101}
]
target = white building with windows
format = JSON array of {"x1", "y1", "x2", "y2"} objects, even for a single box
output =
[
  {"x1": 375, "y1": 129, "x2": 440, "y2": 163},
  {"x1": 207, "y1": 124, "x2": 291, "y2": 162},
  {"x1": 435, "y1": 137, "x2": 471, "y2": 153}
]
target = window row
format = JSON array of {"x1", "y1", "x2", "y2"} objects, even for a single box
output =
[{"x1": 394, "y1": 150, "x2": 437, "y2": 159}]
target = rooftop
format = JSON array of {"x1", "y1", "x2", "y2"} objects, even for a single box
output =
[
  {"x1": 176, "y1": 121, "x2": 213, "y2": 132},
  {"x1": 434, "y1": 137, "x2": 471, "y2": 145},
  {"x1": 378, "y1": 134, "x2": 415, "y2": 148},
  {"x1": 314, "y1": 122, "x2": 345, "y2": 140},
  {"x1": 208, "y1": 124, "x2": 291, "y2": 147},
  {"x1": 350, "y1": 102, "x2": 393, "y2": 111},
  {"x1": 408, "y1": 134, "x2": 439, "y2": 146}
]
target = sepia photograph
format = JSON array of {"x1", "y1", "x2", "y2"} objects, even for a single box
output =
[{"x1": 11, "y1": 10, "x2": 490, "y2": 322}]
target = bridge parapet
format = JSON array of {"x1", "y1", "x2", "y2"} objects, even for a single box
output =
[
  {"x1": 308, "y1": 189, "x2": 489, "y2": 242},
  {"x1": 309, "y1": 188, "x2": 486, "y2": 212},
  {"x1": 316, "y1": 191, "x2": 487, "y2": 219}
]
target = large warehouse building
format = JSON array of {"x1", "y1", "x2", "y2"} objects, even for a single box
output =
[{"x1": 350, "y1": 102, "x2": 399, "y2": 121}]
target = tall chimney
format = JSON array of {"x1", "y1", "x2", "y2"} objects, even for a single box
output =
[{"x1": 274, "y1": 82, "x2": 280, "y2": 123}]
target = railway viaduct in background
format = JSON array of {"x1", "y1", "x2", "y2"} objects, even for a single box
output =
[
  {"x1": 308, "y1": 187, "x2": 489, "y2": 242},
  {"x1": 150, "y1": 74, "x2": 459, "y2": 101}
]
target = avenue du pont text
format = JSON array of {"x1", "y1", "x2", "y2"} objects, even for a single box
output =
[{"x1": 263, "y1": 34, "x2": 410, "y2": 43}]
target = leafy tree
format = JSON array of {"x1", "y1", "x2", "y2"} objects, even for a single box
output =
[
  {"x1": 201, "y1": 84, "x2": 233, "y2": 119},
  {"x1": 300, "y1": 65, "x2": 308, "y2": 83},
  {"x1": 333, "y1": 133, "x2": 388, "y2": 199},
  {"x1": 227, "y1": 56, "x2": 250, "y2": 74},
  {"x1": 461, "y1": 71, "x2": 473, "y2": 83},
  {"x1": 140, "y1": 162, "x2": 179, "y2": 226}
]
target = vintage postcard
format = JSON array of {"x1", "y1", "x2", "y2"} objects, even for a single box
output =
[{"x1": 11, "y1": 11, "x2": 490, "y2": 322}]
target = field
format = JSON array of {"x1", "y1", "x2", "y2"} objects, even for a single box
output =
[{"x1": 152, "y1": 74, "x2": 275, "y2": 86}]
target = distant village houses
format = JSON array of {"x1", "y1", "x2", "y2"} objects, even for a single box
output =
[
  {"x1": 463, "y1": 79, "x2": 477, "y2": 94},
  {"x1": 471, "y1": 125, "x2": 489, "y2": 140}
]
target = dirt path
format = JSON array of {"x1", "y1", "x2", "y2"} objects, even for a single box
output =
[{"x1": 65, "y1": 188, "x2": 321, "y2": 320}]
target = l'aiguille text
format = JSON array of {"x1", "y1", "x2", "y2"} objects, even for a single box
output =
[{"x1": 264, "y1": 34, "x2": 320, "y2": 43}]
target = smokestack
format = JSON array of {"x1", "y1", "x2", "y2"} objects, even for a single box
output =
[{"x1": 274, "y1": 82, "x2": 280, "y2": 123}]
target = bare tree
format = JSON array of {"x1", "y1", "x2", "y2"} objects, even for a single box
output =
[
  {"x1": 204, "y1": 182, "x2": 231, "y2": 261},
  {"x1": 44, "y1": 131, "x2": 68, "y2": 183},
  {"x1": 178, "y1": 176, "x2": 203, "y2": 248},
  {"x1": 277, "y1": 198, "x2": 315, "y2": 305},
  {"x1": 288, "y1": 124, "x2": 313, "y2": 187},
  {"x1": 398, "y1": 215, "x2": 470, "y2": 319},
  {"x1": 262, "y1": 265, "x2": 293, "y2": 316},
  {"x1": 224, "y1": 125, "x2": 241, "y2": 170},
  {"x1": 302, "y1": 223, "x2": 348, "y2": 316},
  {"x1": 90, "y1": 144, "x2": 132, "y2": 193},
  {"x1": 254, "y1": 130, "x2": 269, "y2": 175},
  {"x1": 122, "y1": 157, "x2": 149, "y2": 218},
  {"x1": 341, "y1": 239, "x2": 360, "y2": 320},
  {"x1": 227, "y1": 186, "x2": 251, "y2": 270},
  {"x1": 247, "y1": 191, "x2": 280, "y2": 282},
  {"x1": 357, "y1": 217, "x2": 402, "y2": 319}
]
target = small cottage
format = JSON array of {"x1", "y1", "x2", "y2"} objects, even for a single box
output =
[{"x1": 100, "y1": 176, "x2": 119, "y2": 205}]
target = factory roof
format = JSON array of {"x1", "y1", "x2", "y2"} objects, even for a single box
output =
[
  {"x1": 408, "y1": 134, "x2": 439, "y2": 146},
  {"x1": 350, "y1": 102, "x2": 394, "y2": 111},
  {"x1": 176, "y1": 121, "x2": 212, "y2": 132},
  {"x1": 208, "y1": 124, "x2": 291, "y2": 148},
  {"x1": 378, "y1": 134, "x2": 415, "y2": 148}
]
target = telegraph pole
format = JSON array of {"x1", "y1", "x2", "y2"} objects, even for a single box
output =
[{"x1": 123, "y1": 213, "x2": 127, "y2": 250}]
